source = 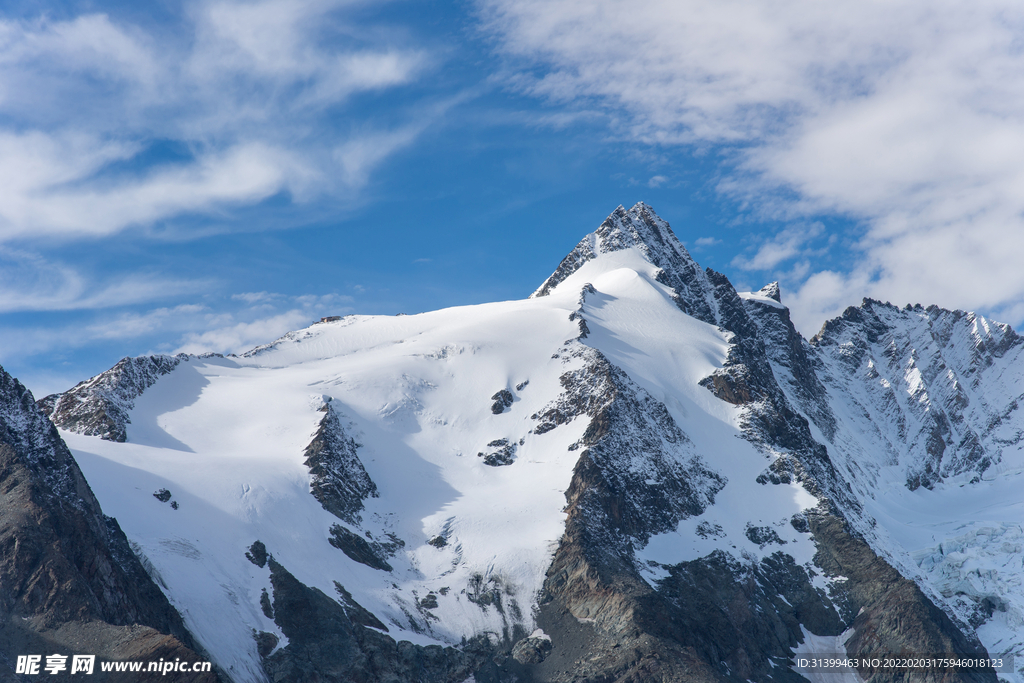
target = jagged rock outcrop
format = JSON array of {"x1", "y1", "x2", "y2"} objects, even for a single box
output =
[
  {"x1": 532, "y1": 344, "x2": 726, "y2": 551},
  {"x1": 38, "y1": 354, "x2": 186, "y2": 442},
  {"x1": 808, "y1": 512, "x2": 995, "y2": 683},
  {"x1": 811, "y1": 299, "x2": 1024, "y2": 490},
  {"x1": 532, "y1": 203, "x2": 721, "y2": 327},
  {"x1": 304, "y1": 398, "x2": 378, "y2": 524},
  {"x1": 0, "y1": 366, "x2": 217, "y2": 681},
  {"x1": 262, "y1": 558, "x2": 495, "y2": 683},
  {"x1": 328, "y1": 524, "x2": 393, "y2": 571}
]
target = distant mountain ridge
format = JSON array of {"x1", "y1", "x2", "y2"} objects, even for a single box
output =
[{"x1": 27, "y1": 203, "x2": 1023, "y2": 682}]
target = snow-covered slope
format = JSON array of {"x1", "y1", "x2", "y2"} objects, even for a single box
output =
[{"x1": 46, "y1": 203, "x2": 1017, "y2": 683}]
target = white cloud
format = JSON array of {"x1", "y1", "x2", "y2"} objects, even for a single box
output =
[
  {"x1": 0, "y1": 141, "x2": 314, "y2": 239},
  {"x1": 732, "y1": 223, "x2": 823, "y2": 272},
  {"x1": 479, "y1": 0, "x2": 1024, "y2": 331},
  {"x1": 0, "y1": 1, "x2": 433, "y2": 241},
  {"x1": 0, "y1": 291, "x2": 354, "y2": 367},
  {"x1": 231, "y1": 291, "x2": 282, "y2": 304},
  {"x1": 190, "y1": 0, "x2": 426, "y2": 107},
  {"x1": 0, "y1": 249, "x2": 211, "y2": 312},
  {"x1": 0, "y1": 304, "x2": 211, "y2": 364},
  {"x1": 174, "y1": 292, "x2": 353, "y2": 354},
  {"x1": 173, "y1": 310, "x2": 313, "y2": 355},
  {"x1": 693, "y1": 237, "x2": 720, "y2": 247},
  {"x1": 785, "y1": 270, "x2": 872, "y2": 337},
  {"x1": 335, "y1": 124, "x2": 426, "y2": 188}
]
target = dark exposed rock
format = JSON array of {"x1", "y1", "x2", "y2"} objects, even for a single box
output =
[
  {"x1": 790, "y1": 513, "x2": 810, "y2": 534},
  {"x1": 740, "y1": 286, "x2": 838, "y2": 443},
  {"x1": 465, "y1": 573, "x2": 522, "y2": 623},
  {"x1": 478, "y1": 438, "x2": 517, "y2": 466},
  {"x1": 153, "y1": 488, "x2": 172, "y2": 503},
  {"x1": 521, "y1": 343, "x2": 741, "y2": 682},
  {"x1": 39, "y1": 354, "x2": 185, "y2": 442},
  {"x1": 260, "y1": 588, "x2": 274, "y2": 619},
  {"x1": 491, "y1": 389, "x2": 514, "y2": 414},
  {"x1": 246, "y1": 540, "x2": 268, "y2": 568},
  {"x1": 533, "y1": 346, "x2": 725, "y2": 548},
  {"x1": 263, "y1": 558, "x2": 485, "y2": 682},
  {"x1": 809, "y1": 512, "x2": 997, "y2": 683},
  {"x1": 334, "y1": 581, "x2": 389, "y2": 631},
  {"x1": 744, "y1": 524, "x2": 786, "y2": 548},
  {"x1": 254, "y1": 631, "x2": 278, "y2": 658},
  {"x1": 304, "y1": 398, "x2": 378, "y2": 525},
  {"x1": 811, "y1": 298, "x2": 1020, "y2": 489},
  {"x1": 511, "y1": 635, "x2": 552, "y2": 665},
  {"x1": 419, "y1": 593, "x2": 439, "y2": 610},
  {"x1": 0, "y1": 364, "x2": 217, "y2": 682},
  {"x1": 695, "y1": 521, "x2": 725, "y2": 539},
  {"x1": 759, "y1": 281, "x2": 782, "y2": 302},
  {"x1": 520, "y1": 204, "x2": 996, "y2": 683},
  {"x1": 698, "y1": 269, "x2": 858, "y2": 516},
  {"x1": 428, "y1": 535, "x2": 447, "y2": 548},
  {"x1": 532, "y1": 204, "x2": 720, "y2": 329},
  {"x1": 328, "y1": 524, "x2": 393, "y2": 571}
]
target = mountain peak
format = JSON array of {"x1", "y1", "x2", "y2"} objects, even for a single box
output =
[
  {"x1": 532, "y1": 202, "x2": 697, "y2": 298},
  {"x1": 594, "y1": 202, "x2": 677, "y2": 256},
  {"x1": 758, "y1": 281, "x2": 781, "y2": 303}
]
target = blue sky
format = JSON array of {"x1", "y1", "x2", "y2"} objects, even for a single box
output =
[{"x1": 3, "y1": 0, "x2": 1024, "y2": 396}]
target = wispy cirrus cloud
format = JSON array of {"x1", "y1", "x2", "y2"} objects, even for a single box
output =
[
  {"x1": 0, "y1": 0, "x2": 435, "y2": 243},
  {"x1": 0, "y1": 249, "x2": 212, "y2": 312},
  {"x1": 478, "y1": 0, "x2": 1024, "y2": 332},
  {"x1": 0, "y1": 291, "x2": 353, "y2": 364}
]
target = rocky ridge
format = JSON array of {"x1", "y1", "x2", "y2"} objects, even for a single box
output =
[
  {"x1": 811, "y1": 299, "x2": 1024, "y2": 490},
  {"x1": 38, "y1": 354, "x2": 187, "y2": 442},
  {"x1": 0, "y1": 365, "x2": 216, "y2": 681},
  {"x1": 304, "y1": 397, "x2": 378, "y2": 525}
]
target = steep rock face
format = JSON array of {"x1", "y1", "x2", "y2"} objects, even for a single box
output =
[
  {"x1": 304, "y1": 398, "x2": 378, "y2": 525},
  {"x1": 736, "y1": 288, "x2": 1003, "y2": 675},
  {"x1": 262, "y1": 558, "x2": 491, "y2": 683},
  {"x1": 808, "y1": 513, "x2": 995, "y2": 683},
  {"x1": 530, "y1": 344, "x2": 737, "y2": 683},
  {"x1": 38, "y1": 355, "x2": 186, "y2": 442},
  {"x1": 702, "y1": 272, "x2": 855, "y2": 516},
  {"x1": 740, "y1": 285, "x2": 838, "y2": 443},
  {"x1": 0, "y1": 366, "x2": 216, "y2": 681},
  {"x1": 514, "y1": 311, "x2": 829, "y2": 681},
  {"x1": 532, "y1": 343, "x2": 726, "y2": 554},
  {"x1": 812, "y1": 299, "x2": 1024, "y2": 490}
]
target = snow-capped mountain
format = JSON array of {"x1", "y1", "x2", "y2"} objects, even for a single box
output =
[{"x1": 27, "y1": 203, "x2": 1022, "y2": 682}]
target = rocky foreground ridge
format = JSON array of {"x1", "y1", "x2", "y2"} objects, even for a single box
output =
[
  {"x1": 0, "y1": 366, "x2": 218, "y2": 681},
  {"x1": 26, "y1": 203, "x2": 1022, "y2": 683}
]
